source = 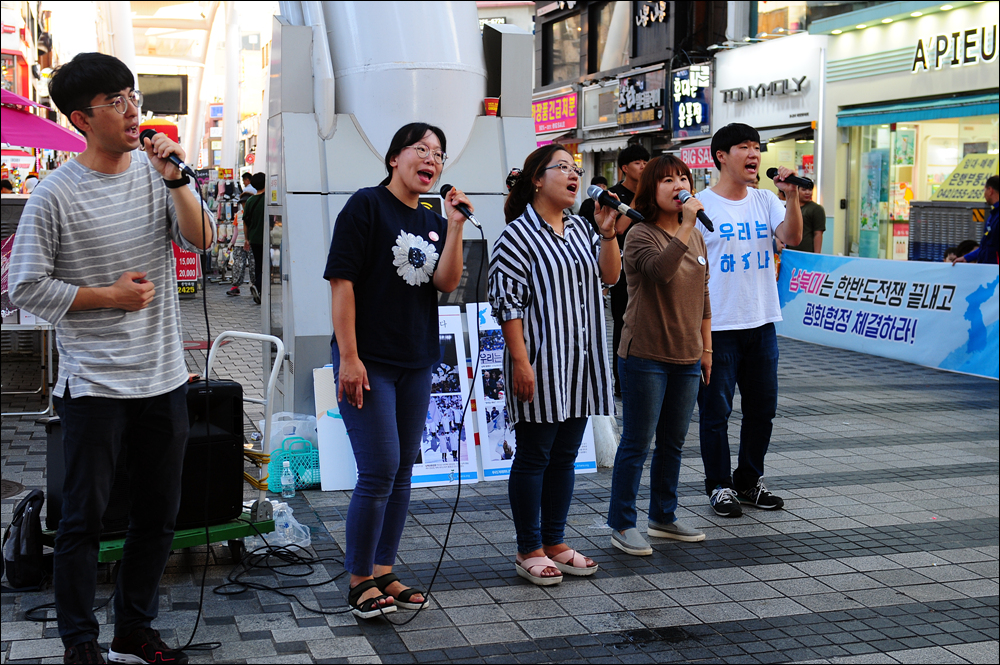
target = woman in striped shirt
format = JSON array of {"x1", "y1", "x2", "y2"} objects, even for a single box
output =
[{"x1": 488, "y1": 145, "x2": 621, "y2": 585}]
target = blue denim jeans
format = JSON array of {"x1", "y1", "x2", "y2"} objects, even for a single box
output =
[
  {"x1": 332, "y1": 342, "x2": 433, "y2": 576},
  {"x1": 508, "y1": 418, "x2": 589, "y2": 554},
  {"x1": 697, "y1": 322, "x2": 779, "y2": 495},
  {"x1": 52, "y1": 383, "x2": 188, "y2": 648},
  {"x1": 608, "y1": 356, "x2": 701, "y2": 530}
]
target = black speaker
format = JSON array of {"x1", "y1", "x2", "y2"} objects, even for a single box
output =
[{"x1": 46, "y1": 380, "x2": 246, "y2": 536}]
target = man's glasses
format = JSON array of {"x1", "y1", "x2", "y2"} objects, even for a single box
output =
[
  {"x1": 544, "y1": 163, "x2": 585, "y2": 177},
  {"x1": 406, "y1": 143, "x2": 447, "y2": 165},
  {"x1": 85, "y1": 90, "x2": 143, "y2": 115}
]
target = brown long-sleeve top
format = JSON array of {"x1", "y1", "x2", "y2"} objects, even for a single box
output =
[{"x1": 618, "y1": 222, "x2": 711, "y2": 365}]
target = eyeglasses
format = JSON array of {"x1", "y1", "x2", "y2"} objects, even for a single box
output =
[
  {"x1": 85, "y1": 90, "x2": 143, "y2": 115},
  {"x1": 406, "y1": 143, "x2": 447, "y2": 165},
  {"x1": 544, "y1": 163, "x2": 585, "y2": 177}
]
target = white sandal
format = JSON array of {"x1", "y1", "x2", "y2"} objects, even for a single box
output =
[
  {"x1": 549, "y1": 548, "x2": 598, "y2": 576},
  {"x1": 515, "y1": 555, "x2": 563, "y2": 586}
]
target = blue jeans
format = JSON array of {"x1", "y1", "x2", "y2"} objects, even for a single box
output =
[
  {"x1": 608, "y1": 356, "x2": 701, "y2": 531},
  {"x1": 508, "y1": 418, "x2": 589, "y2": 554},
  {"x1": 52, "y1": 383, "x2": 188, "y2": 648},
  {"x1": 698, "y1": 323, "x2": 779, "y2": 495},
  {"x1": 332, "y1": 342, "x2": 433, "y2": 576}
]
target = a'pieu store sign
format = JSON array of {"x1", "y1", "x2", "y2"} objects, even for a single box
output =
[{"x1": 713, "y1": 33, "x2": 827, "y2": 130}]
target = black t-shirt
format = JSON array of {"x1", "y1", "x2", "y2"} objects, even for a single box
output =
[
  {"x1": 323, "y1": 186, "x2": 448, "y2": 368},
  {"x1": 609, "y1": 182, "x2": 636, "y2": 286}
]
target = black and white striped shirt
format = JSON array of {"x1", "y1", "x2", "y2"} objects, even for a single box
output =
[{"x1": 488, "y1": 204, "x2": 615, "y2": 425}]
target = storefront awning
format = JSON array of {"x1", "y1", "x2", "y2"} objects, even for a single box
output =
[
  {"x1": 837, "y1": 94, "x2": 999, "y2": 127},
  {"x1": 577, "y1": 136, "x2": 630, "y2": 153},
  {"x1": 758, "y1": 125, "x2": 812, "y2": 144}
]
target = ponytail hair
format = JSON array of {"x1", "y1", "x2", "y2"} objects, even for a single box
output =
[
  {"x1": 378, "y1": 122, "x2": 447, "y2": 187},
  {"x1": 504, "y1": 144, "x2": 571, "y2": 223}
]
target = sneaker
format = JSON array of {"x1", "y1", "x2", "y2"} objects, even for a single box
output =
[
  {"x1": 108, "y1": 628, "x2": 188, "y2": 664},
  {"x1": 736, "y1": 478, "x2": 784, "y2": 510},
  {"x1": 710, "y1": 486, "x2": 743, "y2": 517},
  {"x1": 64, "y1": 640, "x2": 105, "y2": 664},
  {"x1": 250, "y1": 284, "x2": 261, "y2": 304},
  {"x1": 648, "y1": 520, "x2": 706, "y2": 542},
  {"x1": 611, "y1": 527, "x2": 653, "y2": 555},
  {"x1": 226, "y1": 287, "x2": 240, "y2": 296}
]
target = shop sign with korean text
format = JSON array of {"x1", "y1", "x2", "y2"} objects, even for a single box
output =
[
  {"x1": 671, "y1": 64, "x2": 711, "y2": 139},
  {"x1": 533, "y1": 92, "x2": 578, "y2": 134},
  {"x1": 618, "y1": 66, "x2": 667, "y2": 132},
  {"x1": 931, "y1": 154, "x2": 1000, "y2": 202},
  {"x1": 776, "y1": 250, "x2": 998, "y2": 380}
]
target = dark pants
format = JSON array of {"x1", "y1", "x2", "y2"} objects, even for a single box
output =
[
  {"x1": 609, "y1": 356, "x2": 701, "y2": 530},
  {"x1": 609, "y1": 276, "x2": 628, "y2": 393},
  {"x1": 697, "y1": 323, "x2": 779, "y2": 495},
  {"x1": 52, "y1": 384, "x2": 188, "y2": 648},
  {"x1": 250, "y1": 242, "x2": 264, "y2": 295},
  {"x1": 332, "y1": 342, "x2": 433, "y2": 576},
  {"x1": 508, "y1": 418, "x2": 588, "y2": 554}
]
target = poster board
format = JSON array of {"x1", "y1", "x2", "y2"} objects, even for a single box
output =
[
  {"x1": 410, "y1": 306, "x2": 480, "y2": 488},
  {"x1": 466, "y1": 303, "x2": 597, "y2": 480}
]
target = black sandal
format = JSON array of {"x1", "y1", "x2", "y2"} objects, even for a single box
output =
[
  {"x1": 373, "y1": 572, "x2": 428, "y2": 610},
  {"x1": 348, "y1": 579, "x2": 396, "y2": 619}
]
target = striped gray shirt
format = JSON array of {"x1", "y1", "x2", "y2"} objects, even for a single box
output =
[
  {"x1": 8, "y1": 153, "x2": 214, "y2": 399},
  {"x1": 488, "y1": 204, "x2": 615, "y2": 425}
]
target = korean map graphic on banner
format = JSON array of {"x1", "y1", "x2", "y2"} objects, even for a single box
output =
[{"x1": 776, "y1": 250, "x2": 999, "y2": 380}]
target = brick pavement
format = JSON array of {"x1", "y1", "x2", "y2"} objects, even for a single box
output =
[{"x1": 1, "y1": 277, "x2": 997, "y2": 664}]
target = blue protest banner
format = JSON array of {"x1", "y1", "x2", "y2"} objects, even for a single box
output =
[{"x1": 776, "y1": 250, "x2": 999, "y2": 380}]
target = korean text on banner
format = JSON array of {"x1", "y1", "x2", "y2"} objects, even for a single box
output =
[
  {"x1": 776, "y1": 250, "x2": 999, "y2": 380},
  {"x1": 931, "y1": 154, "x2": 1000, "y2": 202}
]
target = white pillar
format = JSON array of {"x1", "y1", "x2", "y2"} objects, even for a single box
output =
[
  {"x1": 221, "y1": 1, "x2": 241, "y2": 173},
  {"x1": 108, "y1": 1, "x2": 138, "y2": 87}
]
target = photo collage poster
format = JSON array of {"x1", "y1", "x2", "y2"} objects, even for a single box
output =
[
  {"x1": 410, "y1": 306, "x2": 480, "y2": 488},
  {"x1": 466, "y1": 303, "x2": 597, "y2": 480}
]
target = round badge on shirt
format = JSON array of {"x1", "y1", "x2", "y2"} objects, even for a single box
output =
[
  {"x1": 429, "y1": 231, "x2": 440, "y2": 242},
  {"x1": 697, "y1": 256, "x2": 707, "y2": 265}
]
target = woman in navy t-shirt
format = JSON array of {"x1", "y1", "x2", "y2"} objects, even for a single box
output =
[{"x1": 324, "y1": 123, "x2": 473, "y2": 618}]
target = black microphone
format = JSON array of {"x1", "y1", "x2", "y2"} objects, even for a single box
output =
[
  {"x1": 765, "y1": 167, "x2": 813, "y2": 190},
  {"x1": 587, "y1": 185, "x2": 644, "y2": 222},
  {"x1": 139, "y1": 129, "x2": 197, "y2": 177},
  {"x1": 677, "y1": 190, "x2": 714, "y2": 232},
  {"x1": 439, "y1": 184, "x2": 481, "y2": 228}
]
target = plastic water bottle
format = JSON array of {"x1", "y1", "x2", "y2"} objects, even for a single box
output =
[{"x1": 281, "y1": 460, "x2": 295, "y2": 498}]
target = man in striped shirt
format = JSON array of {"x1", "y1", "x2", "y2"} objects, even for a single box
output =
[{"x1": 9, "y1": 53, "x2": 214, "y2": 665}]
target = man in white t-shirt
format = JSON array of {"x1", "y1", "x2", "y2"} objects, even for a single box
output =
[{"x1": 695, "y1": 123, "x2": 803, "y2": 518}]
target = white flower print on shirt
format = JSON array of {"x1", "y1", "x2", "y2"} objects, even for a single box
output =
[{"x1": 392, "y1": 231, "x2": 439, "y2": 286}]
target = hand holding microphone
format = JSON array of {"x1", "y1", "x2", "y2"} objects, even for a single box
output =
[
  {"x1": 439, "y1": 184, "x2": 481, "y2": 229},
  {"x1": 765, "y1": 167, "x2": 811, "y2": 190},
  {"x1": 139, "y1": 129, "x2": 196, "y2": 179},
  {"x1": 677, "y1": 190, "x2": 714, "y2": 232},
  {"x1": 587, "y1": 185, "x2": 645, "y2": 222}
]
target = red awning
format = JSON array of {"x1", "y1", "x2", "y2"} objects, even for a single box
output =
[{"x1": 1, "y1": 106, "x2": 86, "y2": 153}]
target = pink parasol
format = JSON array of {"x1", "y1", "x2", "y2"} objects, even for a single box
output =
[
  {"x1": 1, "y1": 88, "x2": 47, "y2": 108},
  {"x1": 1, "y1": 105, "x2": 87, "y2": 153}
]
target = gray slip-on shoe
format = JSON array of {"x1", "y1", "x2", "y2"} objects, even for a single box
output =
[
  {"x1": 648, "y1": 520, "x2": 706, "y2": 542},
  {"x1": 611, "y1": 527, "x2": 653, "y2": 556}
]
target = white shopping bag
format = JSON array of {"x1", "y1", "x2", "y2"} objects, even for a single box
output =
[{"x1": 313, "y1": 366, "x2": 358, "y2": 491}]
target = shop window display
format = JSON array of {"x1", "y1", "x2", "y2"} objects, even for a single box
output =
[
  {"x1": 544, "y1": 14, "x2": 581, "y2": 85},
  {"x1": 846, "y1": 115, "x2": 998, "y2": 259}
]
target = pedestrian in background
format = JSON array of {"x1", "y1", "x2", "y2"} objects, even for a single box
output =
[
  {"x1": 952, "y1": 174, "x2": 999, "y2": 265},
  {"x1": 787, "y1": 178, "x2": 825, "y2": 253},
  {"x1": 489, "y1": 145, "x2": 620, "y2": 585},
  {"x1": 242, "y1": 172, "x2": 267, "y2": 304},
  {"x1": 608, "y1": 155, "x2": 712, "y2": 556},
  {"x1": 577, "y1": 175, "x2": 607, "y2": 227}
]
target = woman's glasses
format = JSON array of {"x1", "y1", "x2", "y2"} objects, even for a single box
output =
[
  {"x1": 406, "y1": 143, "x2": 447, "y2": 165},
  {"x1": 544, "y1": 163, "x2": 585, "y2": 177}
]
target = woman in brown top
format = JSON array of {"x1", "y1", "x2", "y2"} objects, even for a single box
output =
[{"x1": 607, "y1": 155, "x2": 713, "y2": 556}]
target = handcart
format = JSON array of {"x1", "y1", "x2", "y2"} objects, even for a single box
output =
[{"x1": 42, "y1": 331, "x2": 285, "y2": 563}]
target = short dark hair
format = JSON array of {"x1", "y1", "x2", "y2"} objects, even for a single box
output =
[
  {"x1": 48, "y1": 52, "x2": 134, "y2": 135},
  {"x1": 710, "y1": 123, "x2": 761, "y2": 170},
  {"x1": 632, "y1": 155, "x2": 693, "y2": 223},
  {"x1": 986, "y1": 175, "x2": 1000, "y2": 192},
  {"x1": 250, "y1": 172, "x2": 266, "y2": 190},
  {"x1": 379, "y1": 122, "x2": 447, "y2": 187},
  {"x1": 955, "y1": 239, "x2": 979, "y2": 257},
  {"x1": 590, "y1": 175, "x2": 608, "y2": 187},
  {"x1": 242, "y1": 172, "x2": 252, "y2": 182},
  {"x1": 0, "y1": 179, "x2": 13, "y2": 191},
  {"x1": 618, "y1": 144, "x2": 650, "y2": 170},
  {"x1": 797, "y1": 177, "x2": 815, "y2": 190}
]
